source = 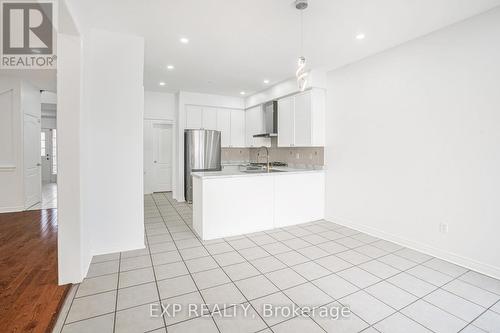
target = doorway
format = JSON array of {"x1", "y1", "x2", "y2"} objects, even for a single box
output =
[
  {"x1": 41, "y1": 128, "x2": 57, "y2": 184},
  {"x1": 144, "y1": 120, "x2": 173, "y2": 194},
  {"x1": 23, "y1": 113, "x2": 42, "y2": 209},
  {"x1": 27, "y1": 92, "x2": 58, "y2": 211}
]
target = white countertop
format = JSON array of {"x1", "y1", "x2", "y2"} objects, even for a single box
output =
[{"x1": 192, "y1": 166, "x2": 325, "y2": 179}]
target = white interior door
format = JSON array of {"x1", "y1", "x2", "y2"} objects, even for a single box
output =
[
  {"x1": 24, "y1": 114, "x2": 42, "y2": 208},
  {"x1": 152, "y1": 123, "x2": 173, "y2": 192}
]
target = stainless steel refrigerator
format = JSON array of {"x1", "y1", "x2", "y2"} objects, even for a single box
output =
[{"x1": 184, "y1": 129, "x2": 221, "y2": 203}]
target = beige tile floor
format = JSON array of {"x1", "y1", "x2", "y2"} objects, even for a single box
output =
[{"x1": 54, "y1": 192, "x2": 500, "y2": 333}]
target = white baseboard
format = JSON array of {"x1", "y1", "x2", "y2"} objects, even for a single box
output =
[
  {"x1": 78, "y1": 242, "x2": 146, "y2": 282},
  {"x1": 326, "y1": 215, "x2": 500, "y2": 280},
  {"x1": 91, "y1": 242, "x2": 146, "y2": 259},
  {"x1": 0, "y1": 206, "x2": 24, "y2": 213}
]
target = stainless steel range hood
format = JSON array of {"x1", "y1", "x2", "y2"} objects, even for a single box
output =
[{"x1": 253, "y1": 101, "x2": 278, "y2": 138}]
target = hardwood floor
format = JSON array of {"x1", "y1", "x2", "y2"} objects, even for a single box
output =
[{"x1": 0, "y1": 209, "x2": 70, "y2": 333}]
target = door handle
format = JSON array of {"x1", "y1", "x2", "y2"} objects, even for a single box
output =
[
  {"x1": 154, "y1": 161, "x2": 157, "y2": 163},
  {"x1": 36, "y1": 163, "x2": 41, "y2": 166}
]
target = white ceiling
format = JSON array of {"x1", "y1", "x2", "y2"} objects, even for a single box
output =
[{"x1": 67, "y1": 0, "x2": 500, "y2": 97}]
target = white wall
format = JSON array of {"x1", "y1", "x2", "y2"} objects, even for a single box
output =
[
  {"x1": 245, "y1": 69, "x2": 327, "y2": 108},
  {"x1": 21, "y1": 81, "x2": 42, "y2": 118},
  {"x1": 57, "y1": 32, "x2": 84, "y2": 284},
  {"x1": 144, "y1": 91, "x2": 175, "y2": 120},
  {"x1": 81, "y1": 29, "x2": 145, "y2": 259},
  {"x1": 174, "y1": 91, "x2": 245, "y2": 201},
  {"x1": 143, "y1": 91, "x2": 176, "y2": 195},
  {"x1": 0, "y1": 78, "x2": 23, "y2": 213},
  {"x1": 0, "y1": 78, "x2": 41, "y2": 213},
  {"x1": 325, "y1": 8, "x2": 500, "y2": 278}
]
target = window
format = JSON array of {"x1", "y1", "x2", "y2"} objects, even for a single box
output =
[
  {"x1": 52, "y1": 129, "x2": 57, "y2": 175},
  {"x1": 41, "y1": 132, "x2": 46, "y2": 156}
]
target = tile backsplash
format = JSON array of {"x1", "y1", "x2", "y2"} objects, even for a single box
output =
[
  {"x1": 250, "y1": 147, "x2": 324, "y2": 167},
  {"x1": 222, "y1": 146, "x2": 324, "y2": 167},
  {"x1": 221, "y1": 148, "x2": 250, "y2": 162}
]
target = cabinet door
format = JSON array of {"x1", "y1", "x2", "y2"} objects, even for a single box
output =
[
  {"x1": 310, "y1": 88, "x2": 326, "y2": 146},
  {"x1": 216, "y1": 109, "x2": 231, "y2": 147},
  {"x1": 277, "y1": 96, "x2": 294, "y2": 147},
  {"x1": 230, "y1": 110, "x2": 246, "y2": 147},
  {"x1": 245, "y1": 106, "x2": 262, "y2": 147},
  {"x1": 294, "y1": 91, "x2": 312, "y2": 146},
  {"x1": 185, "y1": 105, "x2": 202, "y2": 129},
  {"x1": 202, "y1": 106, "x2": 218, "y2": 130}
]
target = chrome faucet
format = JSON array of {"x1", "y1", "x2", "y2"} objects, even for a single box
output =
[{"x1": 258, "y1": 146, "x2": 270, "y2": 172}]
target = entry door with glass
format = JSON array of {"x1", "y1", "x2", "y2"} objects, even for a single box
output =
[{"x1": 41, "y1": 128, "x2": 57, "y2": 183}]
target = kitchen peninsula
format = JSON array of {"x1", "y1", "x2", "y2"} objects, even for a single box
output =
[{"x1": 191, "y1": 167, "x2": 325, "y2": 240}]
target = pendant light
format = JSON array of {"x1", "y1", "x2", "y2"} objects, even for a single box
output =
[{"x1": 295, "y1": 0, "x2": 308, "y2": 92}]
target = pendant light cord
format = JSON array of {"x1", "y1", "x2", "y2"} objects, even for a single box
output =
[{"x1": 300, "y1": 10, "x2": 304, "y2": 56}]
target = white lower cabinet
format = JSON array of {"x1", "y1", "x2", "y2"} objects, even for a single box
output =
[
  {"x1": 193, "y1": 171, "x2": 325, "y2": 240},
  {"x1": 274, "y1": 172, "x2": 325, "y2": 227}
]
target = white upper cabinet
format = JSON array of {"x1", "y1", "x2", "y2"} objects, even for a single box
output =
[
  {"x1": 230, "y1": 109, "x2": 246, "y2": 147},
  {"x1": 185, "y1": 105, "x2": 203, "y2": 129},
  {"x1": 277, "y1": 96, "x2": 294, "y2": 147},
  {"x1": 294, "y1": 91, "x2": 312, "y2": 146},
  {"x1": 245, "y1": 105, "x2": 270, "y2": 148},
  {"x1": 185, "y1": 105, "x2": 248, "y2": 148},
  {"x1": 277, "y1": 89, "x2": 325, "y2": 147},
  {"x1": 216, "y1": 109, "x2": 231, "y2": 147},
  {"x1": 202, "y1": 107, "x2": 218, "y2": 130}
]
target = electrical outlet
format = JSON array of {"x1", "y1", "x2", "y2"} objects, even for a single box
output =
[
  {"x1": 439, "y1": 223, "x2": 449, "y2": 234},
  {"x1": 295, "y1": 153, "x2": 300, "y2": 159},
  {"x1": 309, "y1": 153, "x2": 313, "y2": 160}
]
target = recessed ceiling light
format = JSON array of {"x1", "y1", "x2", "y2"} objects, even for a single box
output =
[
  {"x1": 263, "y1": 79, "x2": 270, "y2": 84},
  {"x1": 180, "y1": 37, "x2": 189, "y2": 44},
  {"x1": 159, "y1": 82, "x2": 166, "y2": 86},
  {"x1": 355, "y1": 33, "x2": 365, "y2": 40},
  {"x1": 240, "y1": 91, "x2": 246, "y2": 95},
  {"x1": 166, "y1": 65, "x2": 174, "y2": 70}
]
